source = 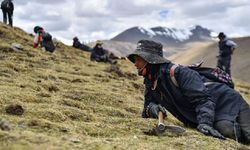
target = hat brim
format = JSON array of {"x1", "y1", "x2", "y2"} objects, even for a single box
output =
[{"x1": 127, "y1": 51, "x2": 170, "y2": 64}]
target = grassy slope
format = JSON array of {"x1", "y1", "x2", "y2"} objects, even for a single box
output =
[{"x1": 0, "y1": 23, "x2": 249, "y2": 150}]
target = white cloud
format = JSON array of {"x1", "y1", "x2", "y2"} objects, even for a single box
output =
[
  {"x1": 75, "y1": 0, "x2": 109, "y2": 17},
  {"x1": 7, "y1": 0, "x2": 250, "y2": 45}
]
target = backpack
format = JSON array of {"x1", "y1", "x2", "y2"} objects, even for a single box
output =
[
  {"x1": 169, "y1": 61, "x2": 234, "y2": 89},
  {"x1": 42, "y1": 32, "x2": 52, "y2": 41},
  {"x1": 1, "y1": 0, "x2": 10, "y2": 10},
  {"x1": 41, "y1": 32, "x2": 55, "y2": 52}
]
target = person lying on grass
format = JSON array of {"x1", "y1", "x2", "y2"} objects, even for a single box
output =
[{"x1": 127, "y1": 39, "x2": 250, "y2": 144}]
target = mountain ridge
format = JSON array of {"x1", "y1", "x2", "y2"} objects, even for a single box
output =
[{"x1": 111, "y1": 25, "x2": 214, "y2": 47}]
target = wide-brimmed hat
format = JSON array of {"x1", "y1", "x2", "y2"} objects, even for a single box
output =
[
  {"x1": 218, "y1": 32, "x2": 226, "y2": 38},
  {"x1": 96, "y1": 40, "x2": 103, "y2": 45},
  {"x1": 127, "y1": 40, "x2": 170, "y2": 64}
]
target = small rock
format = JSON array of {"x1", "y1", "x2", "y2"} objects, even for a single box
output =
[
  {"x1": 143, "y1": 124, "x2": 186, "y2": 136},
  {"x1": 0, "y1": 120, "x2": 11, "y2": 131},
  {"x1": 70, "y1": 138, "x2": 81, "y2": 143},
  {"x1": 20, "y1": 85, "x2": 26, "y2": 88},
  {"x1": 10, "y1": 43, "x2": 23, "y2": 52},
  {"x1": 71, "y1": 79, "x2": 82, "y2": 83},
  {"x1": 60, "y1": 127, "x2": 69, "y2": 133},
  {"x1": 28, "y1": 120, "x2": 39, "y2": 126},
  {"x1": 48, "y1": 85, "x2": 59, "y2": 92},
  {"x1": 106, "y1": 138, "x2": 113, "y2": 142},
  {"x1": 5, "y1": 104, "x2": 24, "y2": 115}
]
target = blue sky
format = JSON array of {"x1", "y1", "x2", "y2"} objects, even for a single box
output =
[
  {"x1": 159, "y1": 10, "x2": 168, "y2": 19},
  {"x1": 8, "y1": 0, "x2": 250, "y2": 45}
]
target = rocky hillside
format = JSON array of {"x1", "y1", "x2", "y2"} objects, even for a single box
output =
[
  {"x1": 169, "y1": 36, "x2": 250, "y2": 82},
  {"x1": 0, "y1": 23, "x2": 249, "y2": 150}
]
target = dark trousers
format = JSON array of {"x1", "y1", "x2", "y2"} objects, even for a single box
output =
[
  {"x1": 217, "y1": 56, "x2": 231, "y2": 76},
  {"x1": 214, "y1": 101, "x2": 250, "y2": 144},
  {"x1": 2, "y1": 9, "x2": 13, "y2": 27},
  {"x1": 42, "y1": 40, "x2": 55, "y2": 53}
]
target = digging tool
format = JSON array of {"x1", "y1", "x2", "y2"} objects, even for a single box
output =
[{"x1": 143, "y1": 111, "x2": 186, "y2": 136}]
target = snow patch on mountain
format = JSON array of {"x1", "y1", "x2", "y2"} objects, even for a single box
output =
[
  {"x1": 166, "y1": 28, "x2": 193, "y2": 42},
  {"x1": 111, "y1": 25, "x2": 213, "y2": 47},
  {"x1": 138, "y1": 27, "x2": 155, "y2": 38},
  {"x1": 138, "y1": 27, "x2": 193, "y2": 41},
  {"x1": 210, "y1": 31, "x2": 219, "y2": 38}
]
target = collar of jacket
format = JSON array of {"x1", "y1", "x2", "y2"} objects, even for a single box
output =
[{"x1": 144, "y1": 63, "x2": 171, "y2": 88}]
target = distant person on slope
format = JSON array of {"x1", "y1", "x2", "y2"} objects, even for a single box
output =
[
  {"x1": 90, "y1": 40, "x2": 118, "y2": 64},
  {"x1": 127, "y1": 40, "x2": 250, "y2": 144},
  {"x1": 0, "y1": 0, "x2": 14, "y2": 27},
  {"x1": 33, "y1": 26, "x2": 55, "y2": 53},
  {"x1": 217, "y1": 32, "x2": 237, "y2": 76},
  {"x1": 72, "y1": 36, "x2": 92, "y2": 52}
]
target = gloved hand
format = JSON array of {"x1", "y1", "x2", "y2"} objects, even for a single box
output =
[
  {"x1": 145, "y1": 103, "x2": 167, "y2": 118},
  {"x1": 197, "y1": 124, "x2": 226, "y2": 140}
]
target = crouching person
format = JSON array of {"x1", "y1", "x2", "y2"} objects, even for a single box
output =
[
  {"x1": 90, "y1": 41, "x2": 117, "y2": 64},
  {"x1": 33, "y1": 26, "x2": 55, "y2": 53},
  {"x1": 72, "y1": 36, "x2": 92, "y2": 52},
  {"x1": 127, "y1": 39, "x2": 250, "y2": 144}
]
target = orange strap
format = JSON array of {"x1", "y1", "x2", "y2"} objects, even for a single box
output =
[{"x1": 170, "y1": 65, "x2": 179, "y2": 87}]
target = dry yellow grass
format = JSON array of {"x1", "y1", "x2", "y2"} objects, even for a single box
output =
[{"x1": 0, "y1": 23, "x2": 249, "y2": 150}]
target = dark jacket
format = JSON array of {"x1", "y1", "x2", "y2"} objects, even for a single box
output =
[
  {"x1": 73, "y1": 40, "x2": 82, "y2": 48},
  {"x1": 1, "y1": 0, "x2": 14, "y2": 12},
  {"x1": 73, "y1": 39, "x2": 91, "y2": 52},
  {"x1": 143, "y1": 63, "x2": 244, "y2": 127},
  {"x1": 218, "y1": 38, "x2": 237, "y2": 57},
  {"x1": 90, "y1": 45, "x2": 107, "y2": 60},
  {"x1": 41, "y1": 34, "x2": 55, "y2": 53},
  {"x1": 34, "y1": 29, "x2": 55, "y2": 53}
]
